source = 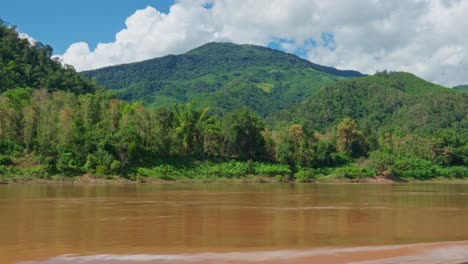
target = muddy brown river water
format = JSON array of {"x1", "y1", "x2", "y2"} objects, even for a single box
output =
[{"x1": 1, "y1": 183, "x2": 468, "y2": 264}]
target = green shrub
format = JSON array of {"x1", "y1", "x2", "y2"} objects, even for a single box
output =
[
  {"x1": 391, "y1": 157, "x2": 437, "y2": 180},
  {"x1": 369, "y1": 151, "x2": 395, "y2": 174},
  {"x1": 436, "y1": 166, "x2": 468, "y2": 179},
  {"x1": 22, "y1": 165, "x2": 49, "y2": 178},
  {"x1": 294, "y1": 169, "x2": 316, "y2": 182},
  {"x1": 55, "y1": 151, "x2": 82, "y2": 175},
  {"x1": 201, "y1": 161, "x2": 249, "y2": 177},
  {"x1": 0, "y1": 140, "x2": 22, "y2": 156},
  {"x1": 330, "y1": 152, "x2": 351, "y2": 167},
  {"x1": 137, "y1": 165, "x2": 178, "y2": 179},
  {"x1": 110, "y1": 160, "x2": 121, "y2": 174},
  {"x1": 95, "y1": 165, "x2": 107, "y2": 176},
  {"x1": 253, "y1": 162, "x2": 291, "y2": 176},
  {"x1": 135, "y1": 161, "x2": 291, "y2": 180},
  {"x1": 453, "y1": 145, "x2": 468, "y2": 166},
  {"x1": 274, "y1": 174, "x2": 290, "y2": 182},
  {"x1": 334, "y1": 165, "x2": 376, "y2": 179},
  {"x1": 0, "y1": 155, "x2": 13, "y2": 165},
  {"x1": 0, "y1": 165, "x2": 8, "y2": 175},
  {"x1": 199, "y1": 161, "x2": 290, "y2": 178}
]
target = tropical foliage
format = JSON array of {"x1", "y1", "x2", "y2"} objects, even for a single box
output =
[{"x1": 0, "y1": 22, "x2": 467, "y2": 181}]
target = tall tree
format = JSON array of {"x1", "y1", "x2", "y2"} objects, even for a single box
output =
[
  {"x1": 173, "y1": 102, "x2": 211, "y2": 156},
  {"x1": 224, "y1": 109, "x2": 266, "y2": 160},
  {"x1": 336, "y1": 117, "x2": 367, "y2": 158}
]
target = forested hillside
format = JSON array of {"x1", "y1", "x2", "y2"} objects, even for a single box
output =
[
  {"x1": 0, "y1": 21, "x2": 467, "y2": 182},
  {"x1": 270, "y1": 71, "x2": 467, "y2": 138},
  {"x1": 264, "y1": 71, "x2": 468, "y2": 177},
  {"x1": 82, "y1": 42, "x2": 363, "y2": 116},
  {"x1": 0, "y1": 21, "x2": 98, "y2": 94},
  {"x1": 454, "y1": 85, "x2": 468, "y2": 92}
]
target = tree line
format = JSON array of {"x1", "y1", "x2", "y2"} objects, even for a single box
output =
[{"x1": 0, "y1": 88, "x2": 466, "y2": 180}]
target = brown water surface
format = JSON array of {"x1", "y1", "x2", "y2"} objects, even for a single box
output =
[{"x1": 1, "y1": 183, "x2": 468, "y2": 263}]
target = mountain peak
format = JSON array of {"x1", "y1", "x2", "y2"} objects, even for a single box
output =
[
  {"x1": 186, "y1": 42, "x2": 285, "y2": 56},
  {"x1": 184, "y1": 42, "x2": 363, "y2": 78},
  {"x1": 81, "y1": 41, "x2": 364, "y2": 115}
]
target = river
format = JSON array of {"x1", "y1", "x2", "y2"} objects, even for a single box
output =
[{"x1": 1, "y1": 183, "x2": 468, "y2": 263}]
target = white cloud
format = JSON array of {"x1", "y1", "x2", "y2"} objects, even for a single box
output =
[
  {"x1": 58, "y1": 0, "x2": 468, "y2": 87},
  {"x1": 18, "y1": 32, "x2": 36, "y2": 45}
]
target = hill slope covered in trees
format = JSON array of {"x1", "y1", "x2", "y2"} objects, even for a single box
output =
[
  {"x1": 82, "y1": 42, "x2": 363, "y2": 116},
  {"x1": 454, "y1": 85, "x2": 468, "y2": 92},
  {"x1": 270, "y1": 71, "x2": 467, "y2": 137},
  {"x1": 0, "y1": 21, "x2": 98, "y2": 94},
  {"x1": 266, "y1": 71, "x2": 468, "y2": 176}
]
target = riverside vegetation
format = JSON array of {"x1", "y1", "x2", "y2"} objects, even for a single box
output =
[{"x1": 0, "y1": 21, "x2": 467, "y2": 183}]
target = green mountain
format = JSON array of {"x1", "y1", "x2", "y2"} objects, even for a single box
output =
[
  {"x1": 82, "y1": 42, "x2": 363, "y2": 116},
  {"x1": 269, "y1": 71, "x2": 468, "y2": 138},
  {"x1": 0, "y1": 21, "x2": 98, "y2": 94},
  {"x1": 1, "y1": 20, "x2": 467, "y2": 180},
  {"x1": 453, "y1": 85, "x2": 468, "y2": 92}
]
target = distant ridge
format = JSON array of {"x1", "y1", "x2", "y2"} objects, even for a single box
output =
[
  {"x1": 269, "y1": 71, "x2": 467, "y2": 138},
  {"x1": 453, "y1": 85, "x2": 468, "y2": 92},
  {"x1": 82, "y1": 42, "x2": 363, "y2": 115}
]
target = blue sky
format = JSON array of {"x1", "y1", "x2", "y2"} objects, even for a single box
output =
[
  {"x1": 0, "y1": 0, "x2": 336, "y2": 60},
  {"x1": 1, "y1": 0, "x2": 175, "y2": 54}
]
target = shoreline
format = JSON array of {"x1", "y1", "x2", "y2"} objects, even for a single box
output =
[{"x1": 2, "y1": 174, "x2": 468, "y2": 185}]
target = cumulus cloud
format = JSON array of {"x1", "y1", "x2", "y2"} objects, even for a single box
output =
[
  {"x1": 18, "y1": 32, "x2": 36, "y2": 45},
  {"x1": 58, "y1": 0, "x2": 468, "y2": 86}
]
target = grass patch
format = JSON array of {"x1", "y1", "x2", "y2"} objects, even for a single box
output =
[
  {"x1": 132, "y1": 160, "x2": 291, "y2": 181},
  {"x1": 256, "y1": 82, "x2": 274, "y2": 93}
]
